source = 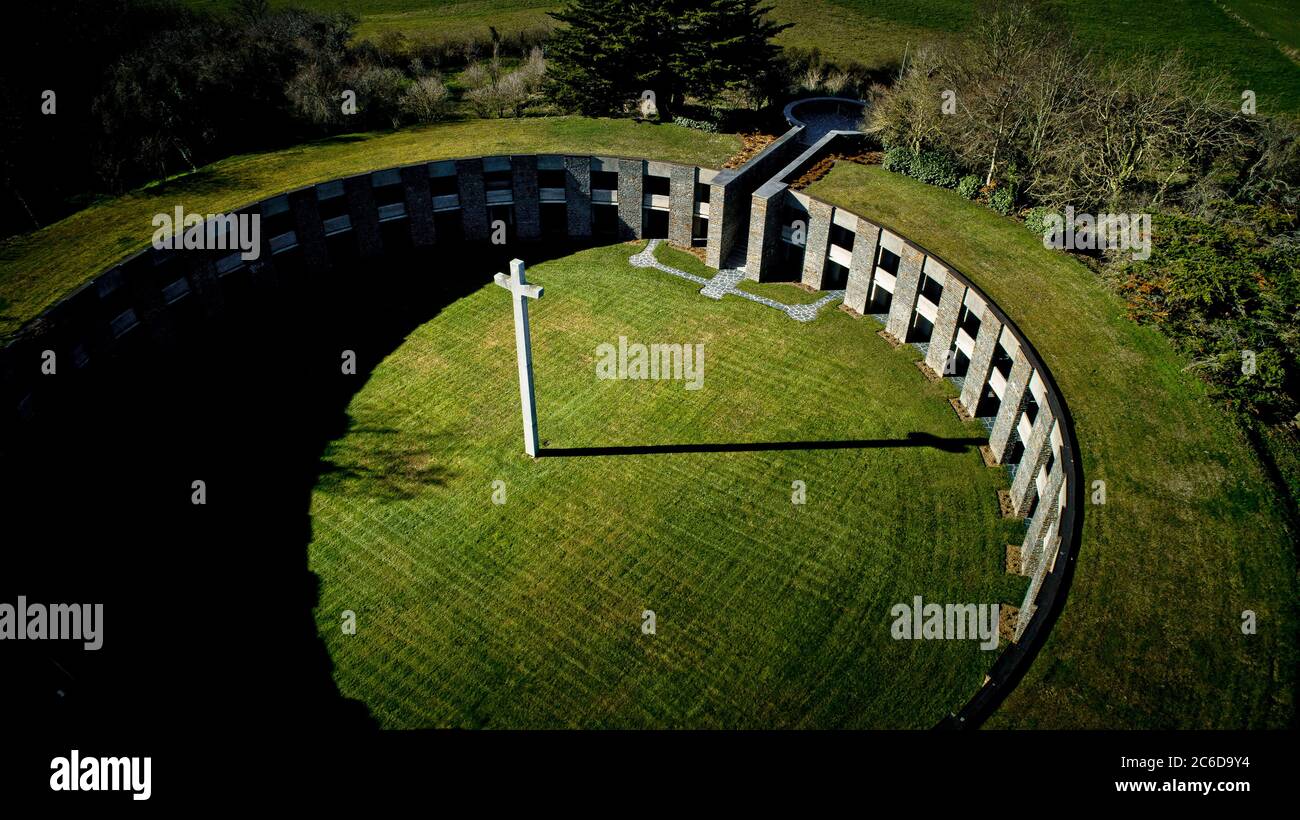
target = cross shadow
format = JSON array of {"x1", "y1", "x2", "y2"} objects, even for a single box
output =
[{"x1": 539, "y1": 431, "x2": 986, "y2": 457}]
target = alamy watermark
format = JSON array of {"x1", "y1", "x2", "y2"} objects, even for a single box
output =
[
  {"x1": 595, "y1": 336, "x2": 704, "y2": 390},
  {"x1": 151, "y1": 206, "x2": 261, "y2": 261},
  {"x1": 1042, "y1": 206, "x2": 1150, "y2": 261},
  {"x1": 890, "y1": 596, "x2": 999, "y2": 650},
  {"x1": 0, "y1": 596, "x2": 103, "y2": 650},
  {"x1": 50, "y1": 750, "x2": 150, "y2": 801}
]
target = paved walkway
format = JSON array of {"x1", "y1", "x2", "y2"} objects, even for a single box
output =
[{"x1": 629, "y1": 240, "x2": 844, "y2": 323}]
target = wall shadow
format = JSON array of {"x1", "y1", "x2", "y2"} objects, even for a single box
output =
[{"x1": 0, "y1": 235, "x2": 598, "y2": 743}]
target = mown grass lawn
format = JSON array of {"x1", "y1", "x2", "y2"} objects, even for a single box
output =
[
  {"x1": 808, "y1": 163, "x2": 1298, "y2": 729},
  {"x1": 0, "y1": 117, "x2": 737, "y2": 341},
  {"x1": 308, "y1": 241, "x2": 1024, "y2": 728}
]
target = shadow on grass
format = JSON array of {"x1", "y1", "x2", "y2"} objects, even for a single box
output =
[
  {"x1": 0, "y1": 234, "x2": 602, "y2": 742},
  {"x1": 540, "y1": 431, "x2": 986, "y2": 457},
  {"x1": 317, "y1": 426, "x2": 458, "y2": 500}
]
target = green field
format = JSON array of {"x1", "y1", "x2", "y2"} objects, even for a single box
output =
[
  {"x1": 185, "y1": 0, "x2": 1300, "y2": 112},
  {"x1": 808, "y1": 163, "x2": 1298, "y2": 728},
  {"x1": 0, "y1": 117, "x2": 738, "y2": 341},
  {"x1": 1223, "y1": 0, "x2": 1300, "y2": 52},
  {"x1": 308, "y1": 240, "x2": 1023, "y2": 728}
]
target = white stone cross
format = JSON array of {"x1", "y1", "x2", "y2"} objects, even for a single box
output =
[{"x1": 494, "y1": 259, "x2": 544, "y2": 457}]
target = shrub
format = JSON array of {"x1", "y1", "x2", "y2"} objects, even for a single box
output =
[
  {"x1": 910, "y1": 150, "x2": 959, "y2": 188},
  {"x1": 350, "y1": 65, "x2": 408, "y2": 129},
  {"x1": 398, "y1": 75, "x2": 452, "y2": 124},
  {"x1": 957, "y1": 174, "x2": 982, "y2": 200},
  {"x1": 882, "y1": 145, "x2": 915, "y2": 175},
  {"x1": 989, "y1": 184, "x2": 1016, "y2": 215},
  {"x1": 1023, "y1": 205, "x2": 1060, "y2": 239}
]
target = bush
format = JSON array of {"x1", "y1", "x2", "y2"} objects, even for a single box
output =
[
  {"x1": 989, "y1": 184, "x2": 1016, "y2": 215},
  {"x1": 882, "y1": 146, "x2": 959, "y2": 188},
  {"x1": 398, "y1": 75, "x2": 452, "y2": 124},
  {"x1": 910, "y1": 150, "x2": 959, "y2": 188},
  {"x1": 882, "y1": 145, "x2": 915, "y2": 175},
  {"x1": 957, "y1": 174, "x2": 982, "y2": 200},
  {"x1": 1023, "y1": 205, "x2": 1060, "y2": 239}
]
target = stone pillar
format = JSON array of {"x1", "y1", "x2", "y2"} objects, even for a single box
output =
[
  {"x1": 884, "y1": 245, "x2": 924, "y2": 341},
  {"x1": 128, "y1": 258, "x2": 174, "y2": 347},
  {"x1": 565, "y1": 155, "x2": 592, "y2": 238},
  {"x1": 617, "y1": 158, "x2": 644, "y2": 241},
  {"x1": 511, "y1": 155, "x2": 541, "y2": 241},
  {"x1": 800, "y1": 200, "x2": 833, "y2": 290},
  {"x1": 705, "y1": 176, "x2": 737, "y2": 268},
  {"x1": 288, "y1": 188, "x2": 330, "y2": 273},
  {"x1": 744, "y1": 184, "x2": 784, "y2": 281},
  {"x1": 187, "y1": 258, "x2": 225, "y2": 320},
  {"x1": 400, "y1": 165, "x2": 436, "y2": 248},
  {"x1": 960, "y1": 311, "x2": 1003, "y2": 415},
  {"x1": 925, "y1": 279, "x2": 967, "y2": 375},
  {"x1": 1010, "y1": 407, "x2": 1056, "y2": 516},
  {"x1": 843, "y1": 219, "x2": 881, "y2": 314},
  {"x1": 668, "y1": 164, "x2": 695, "y2": 247},
  {"x1": 343, "y1": 174, "x2": 383, "y2": 258},
  {"x1": 989, "y1": 354, "x2": 1033, "y2": 464},
  {"x1": 456, "y1": 158, "x2": 489, "y2": 241},
  {"x1": 1018, "y1": 459, "x2": 1064, "y2": 576}
]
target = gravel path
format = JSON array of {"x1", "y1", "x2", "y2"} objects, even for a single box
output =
[{"x1": 629, "y1": 239, "x2": 844, "y2": 323}]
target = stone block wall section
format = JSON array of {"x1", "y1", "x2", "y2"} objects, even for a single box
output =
[
  {"x1": 343, "y1": 174, "x2": 383, "y2": 258},
  {"x1": 800, "y1": 200, "x2": 834, "y2": 290},
  {"x1": 617, "y1": 159, "x2": 644, "y2": 241},
  {"x1": 745, "y1": 182, "x2": 785, "y2": 278},
  {"x1": 706, "y1": 127, "x2": 808, "y2": 268},
  {"x1": 511, "y1": 155, "x2": 541, "y2": 242},
  {"x1": 0, "y1": 148, "x2": 1081, "y2": 733},
  {"x1": 843, "y1": 220, "x2": 882, "y2": 314},
  {"x1": 455, "y1": 158, "x2": 489, "y2": 242},
  {"x1": 925, "y1": 279, "x2": 966, "y2": 376},
  {"x1": 668, "y1": 164, "x2": 696, "y2": 247},
  {"x1": 989, "y1": 354, "x2": 1033, "y2": 464},
  {"x1": 564, "y1": 155, "x2": 592, "y2": 238},
  {"x1": 884, "y1": 246, "x2": 924, "y2": 342}
]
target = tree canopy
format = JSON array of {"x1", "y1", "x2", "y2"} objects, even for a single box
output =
[{"x1": 546, "y1": 0, "x2": 789, "y2": 118}]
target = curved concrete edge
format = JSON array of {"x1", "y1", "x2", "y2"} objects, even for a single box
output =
[{"x1": 0, "y1": 142, "x2": 1082, "y2": 732}]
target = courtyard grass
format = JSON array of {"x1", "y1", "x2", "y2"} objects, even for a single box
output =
[
  {"x1": 308, "y1": 241, "x2": 1024, "y2": 728},
  {"x1": 807, "y1": 163, "x2": 1299, "y2": 729},
  {"x1": 0, "y1": 117, "x2": 737, "y2": 341}
]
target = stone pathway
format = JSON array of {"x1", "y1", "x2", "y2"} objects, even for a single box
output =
[{"x1": 629, "y1": 239, "x2": 844, "y2": 323}]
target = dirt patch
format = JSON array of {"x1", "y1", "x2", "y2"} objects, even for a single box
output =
[
  {"x1": 979, "y1": 444, "x2": 999, "y2": 468},
  {"x1": 949, "y1": 397, "x2": 972, "y2": 421},
  {"x1": 789, "y1": 150, "x2": 882, "y2": 191},
  {"x1": 1005, "y1": 544, "x2": 1024, "y2": 575},
  {"x1": 914, "y1": 360, "x2": 941, "y2": 383},
  {"x1": 996, "y1": 488, "x2": 1019, "y2": 518},
  {"x1": 839, "y1": 304, "x2": 863, "y2": 319},
  {"x1": 876, "y1": 329, "x2": 902, "y2": 349},
  {"x1": 999, "y1": 604, "x2": 1021, "y2": 644},
  {"x1": 722, "y1": 132, "x2": 779, "y2": 170}
]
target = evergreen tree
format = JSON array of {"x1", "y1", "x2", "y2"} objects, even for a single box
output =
[{"x1": 547, "y1": 0, "x2": 789, "y2": 118}]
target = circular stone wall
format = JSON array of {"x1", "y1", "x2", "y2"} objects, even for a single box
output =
[{"x1": 0, "y1": 152, "x2": 1081, "y2": 729}]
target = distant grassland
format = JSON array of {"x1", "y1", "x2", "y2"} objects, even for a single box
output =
[
  {"x1": 1222, "y1": 0, "x2": 1300, "y2": 51},
  {"x1": 185, "y1": 0, "x2": 1300, "y2": 112}
]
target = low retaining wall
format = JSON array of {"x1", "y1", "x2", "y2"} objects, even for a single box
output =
[{"x1": 0, "y1": 135, "x2": 1082, "y2": 730}]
